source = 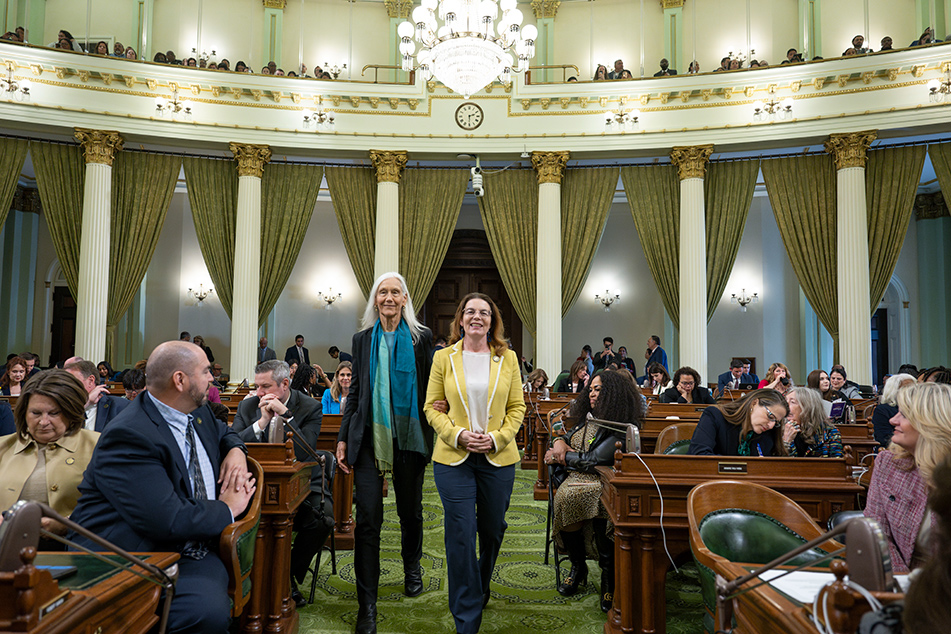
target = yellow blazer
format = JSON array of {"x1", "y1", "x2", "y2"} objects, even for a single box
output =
[
  {"x1": 424, "y1": 342, "x2": 526, "y2": 467},
  {"x1": 0, "y1": 429, "x2": 100, "y2": 517}
]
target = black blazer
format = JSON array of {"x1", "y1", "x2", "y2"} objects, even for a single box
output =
[
  {"x1": 687, "y1": 407, "x2": 777, "y2": 456},
  {"x1": 659, "y1": 386, "x2": 716, "y2": 405},
  {"x1": 95, "y1": 394, "x2": 130, "y2": 432},
  {"x1": 555, "y1": 376, "x2": 586, "y2": 393},
  {"x1": 338, "y1": 326, "x2": 433, "y2": 466},
  {"x1": 285, "y1": 345, "x2": 311, "y2": 366}
]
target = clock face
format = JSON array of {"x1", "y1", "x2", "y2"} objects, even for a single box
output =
[{"x1": 455, "y1": 102, "x2": 484, "y2": 130}]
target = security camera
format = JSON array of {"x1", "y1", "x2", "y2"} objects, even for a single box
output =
[
  {"x1": 470, "y1": 166, "x2": 482, "y2": 176},
  {"x1": 470, "y1": 165, "x2": 484, "y2": 196}
]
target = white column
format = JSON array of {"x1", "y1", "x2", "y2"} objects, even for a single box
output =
[
  {"x1": 826, "y1": 131, "x2": 876, "y2": 385},
  {"x1": 370, "y1": 150, "x2": 407, "y2": 280},
  {"x1": 229, "y1": 142, "x2": 271, "y2": 384},
  {"x1": 74, "y1": 129, "x2": 123, "y2": 363},
  {"x1": 671, "y1": 145, "x2": 712, "y2": 384},
  {"x1": 532, "y1": 151, "x2": 569, "y2": 378}
]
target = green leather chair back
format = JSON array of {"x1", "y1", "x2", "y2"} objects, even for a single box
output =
[{"x1": 662, "y1": 439, "x2": 691, "y2": 455}]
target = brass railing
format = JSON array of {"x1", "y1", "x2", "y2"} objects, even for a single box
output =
[
  {"x1": 361, "y1": 64, "x2": 414, "y2": 84},
  {"x1": 525, "y1": 64, "x2": 580, "y2": 84}
]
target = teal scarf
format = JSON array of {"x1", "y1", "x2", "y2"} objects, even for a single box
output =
[{"x1": 369, "y1": 319, "x2": 425, "y2": 473}]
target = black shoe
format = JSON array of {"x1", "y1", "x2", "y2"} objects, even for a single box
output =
[
  {"x1": 593, "y1": 519, "x2": 614, "y2": 613},
  {"x1": 599, "y1": 570, "x2": 613, "y2": 613},
  {"x1": 404, "y1": 567, "x2": 423, "y2": 597},
  {"x1": 355, "y1": 604, "x2": 377, "y2": 634},
  {"x1": 557, "y1": 562, "x2": 588, "y2": 596},
  {"x1": 290, "y1": 581, "x2": 307, "y2": 608}
]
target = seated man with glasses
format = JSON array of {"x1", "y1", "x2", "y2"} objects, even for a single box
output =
[
  {"x1": 659, "y1": 366, "x2": 716, "y2": 405},
  {"x1": 688, "y1": 389, "x2": 789, "y2": 456}
]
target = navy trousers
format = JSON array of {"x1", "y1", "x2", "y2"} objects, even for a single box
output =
[
  {"x1": 434, "y1": 455, "x2": 516, "y2": 634},
  {"x1": 167, "y1": 555, "x2": 231, "y2": 633}
]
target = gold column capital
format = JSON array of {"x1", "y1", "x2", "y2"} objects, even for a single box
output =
[
  {"x1": 384, "y1": 0, "x2": 414, "y2": 19},
  {"x1": 230, "y1": 143, "x2": 272, "y2": 178},
  {"x1": 661, "y1": 0, "x2": 685, "y2": 9},
  {"x1": 262, "y1": 0, "x2": 286, "y2": 9},
  {"x1": 531, "y1": 150, "x2": 570, "y2": 184},
  {"x1": 824, "y1": 130, "x2": 878, "y2": 170},
  {"x1": 74, "y1": 128, "x2": 124, "y2": 166},
  {"x1": 531, "y1": 0, "x2": 561, "y2": 19},
  {"x1": 370, "y1": 150, "x2": 408, "y2": 183},
  {"x1": 670, "y1": 144, "x2": 713, "y2": 180}
]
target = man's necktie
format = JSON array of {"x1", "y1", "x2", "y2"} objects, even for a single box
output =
[{"x1": 182, "y1": 418, "x2": 209, "y2": 559}]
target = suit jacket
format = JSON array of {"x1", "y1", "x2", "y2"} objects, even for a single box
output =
[
  {"x1": 257, "y1": 346, "x2": 277, "y2": 363},
  {"x1": 716, "y1": 372, "x2": 755, "y2": 394},
  {"x1": 285, "y1": 345, "x2": 311, "y2": 366},
  {"x1": 660, "y1": 386, "x2": 716, "y2": 405},
  {"x1": 232, "y1": 389, "x2": 326, "y2": 504},
  {"x1": 69, "y1": 392, "x2": 244, "y2": 554},
  {"x1": 338, "y1": 326, "x2": 433, "y2": 466},
  {"x1": 644, "y1": 346, "x2": 668, "y2": 376},
  {"x1": 0, "y1": 401, "x2": 13, "y2": 435},
  {"x1": 94, "y1": 394, "x2": 129, "y2": 432},
  {"x1": 688, "y1": 407, "x2": 777, "y2": 456},
  {"x1": 424, "y1": 343, "x2": 526, "y2": 467},
  {"x1": 864, "y1": 450, "x2": 932, "y2": 572},
  {"x1": 653, "y1": 69, "x2": 677, "y2": 76},
  {"x1": 555, "y1": 375, "x2": 586, "y2": 393}
]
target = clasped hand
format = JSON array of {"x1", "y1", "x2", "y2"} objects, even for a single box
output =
[
  {"x1": 544, "y1": 439, "x2": 568, "y2": 465},
  {"x1": 459, "y1": 430, "x2": 493, "y2": 454},
  {"x1": 257, "y1": 393, "x2": 288, "y2": 425}
]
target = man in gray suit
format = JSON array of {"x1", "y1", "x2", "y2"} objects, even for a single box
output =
[{"x1": 257, "y1": 337, "x2": 277, "y2": 364}]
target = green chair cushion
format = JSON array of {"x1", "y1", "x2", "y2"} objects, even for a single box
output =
[{"x1": 663, "y1": 439, "x2": 691, "y2": 455}]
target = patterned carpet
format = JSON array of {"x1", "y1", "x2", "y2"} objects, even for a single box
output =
[{"x1": 298, "y1": 466, "x2": 704, "y2": 633}]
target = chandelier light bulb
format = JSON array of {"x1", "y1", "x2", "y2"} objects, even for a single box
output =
[
  {"x1": 398, "y1": 20, "x2": 415, "y2": 37},
  {"x1": 928, "y1": 78, "x2": 940, "y2": 92}
]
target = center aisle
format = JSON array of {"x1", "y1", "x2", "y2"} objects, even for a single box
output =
[{"x1": 298, "y1": 466, "x2": 703, "y2": 633}]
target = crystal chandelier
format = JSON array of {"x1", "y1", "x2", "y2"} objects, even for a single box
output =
[{"x1": 398, "y1": 0, "x2": 538, "y2": 99}]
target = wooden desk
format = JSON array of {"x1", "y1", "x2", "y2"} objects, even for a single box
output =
[
  {"x1": 243, "y1": 443, "x2": 312, "y2": 634},
  {"x1": 316, "y1": 414, "x2": 355, "y2": 550},
  {"x1": 599, "y1": 453, "x2": 863, "y2": 634},
  {"x1": 521, "y1": 396, "x2": 575, "y2": 498},
  {"x1": 0, "y1": 551, "x2": 178, "y2": 634}
]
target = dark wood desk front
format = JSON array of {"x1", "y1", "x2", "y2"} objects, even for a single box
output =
[
  {"x1": 0, "y1": 551, "x2": 178, "y2": 634},
  {"x1": 316, "y1": 414, "x2": 355, "y2": 550},
  {"x1": 599, "y1": 453, "x2": 863, "y2": 634}
]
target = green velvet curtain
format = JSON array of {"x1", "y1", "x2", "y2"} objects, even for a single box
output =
[
  {"x1": 183, "y1": 157, "x2": 238, "y2": 318},
  {"x1": 478, "y1": 169, "x2": 538, "y2": 336},
  {"x1": 561, "y1": 167, "x2": 618, "y2": 316},
  {"x1": 866, "y1": 146, "x2": 926, "y2": 313},
  {"x1": 762, "y1": 155, "x2": 839, "y2": 349},
  {"x1": 0, "y1": 139, "x2": 29, "y2": 231},
  {"x1": 928, "y1": 142, "x2": 951, "y2": 212},
  {"x1": 105, "y1": 152, "x2": 181, "y2": 363},
  {"x1": 32, "y1": 142, "x2": 86, "y2": 297},
  {"x1": 621, "y1": 164, "x2": 681, "y2": 328},
  {"x1": 704, "y1": 159, "x2": 760, "y2": 320},
  {"x1": 326, "y1": 166, "x2": 377, "y2": 298},
  {"x1": 259, "y1": 164, "x2": 323, "y2": 326},
  {"x1": 399, "y1": 168, "x2": 468, "y2": 306}
]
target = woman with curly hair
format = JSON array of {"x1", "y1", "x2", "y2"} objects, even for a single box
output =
[
  {"x1": 290, "y1": 362, "x2": 318, "y2": 397},
  {"x1": 660, "y1": 366, "x2": 715, "y2": 404},
  {"x1": 544, "y1": 370, "x2": 645, "y2": 612}
]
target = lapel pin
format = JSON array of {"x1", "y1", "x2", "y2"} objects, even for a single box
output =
[
  {"x1": 65, "y1": 457, "x2": 75, "y2": 465},
  {"x1": 196, "y1": 417, "x2": 202, "y2": 424},
  {"x1": 493, "y1": 355, "x2": 500, "y2": 363}
]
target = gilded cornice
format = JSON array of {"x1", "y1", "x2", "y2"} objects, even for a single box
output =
[
  {"x1": 370, "y1": 150, "x2": 408, "y2": 183},
  {"x1": 229, "y1": 142, "x2": 272, "y2": 178},
  {"x1": 73, "y1": 128, "x2": 123, "y2": 166},
  {"x1": 262, "y1": 0, "x2": 286, "y2": 9},
  {"x1": 384, "y1": 0, "x2": 414, "y2": 19},
  {"x1": 824, "y1": 130, "x2": 877, "y2": 170},
  {"x1": 531, "y1": 150, "x2": 570, "y2": 184},
  {"x1": 661, "y1": 0, "x2": 685, "y2": 8},
  {"x1": 915, "y1": 192, "x2": 949, "y2": 220},
  {"x1": 670, "y1": 144, "x2": 712, "y2": 180},
  {"x1": 531, "y1": 0, "x2": 561, "y2": 19}
]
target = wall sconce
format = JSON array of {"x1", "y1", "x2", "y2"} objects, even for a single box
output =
[
  {"x1": 605, "y1": 109, "x2": 639, "y2": 132},
  {"x1": 155, "y1": 86, "x2": 192, "y2": 120},
  {"x1": 318, "y1": 288, "x2": 342, "y2": 309},
  {"x1": 188, "y1": 284, "x2": 214, "y2": 304},
  {"x1": 753, "y1": 86, "x2": 793, "y2": 121},
  {"x1": 191, "y1": 47, "x2": 217, "y2": 66},
  {"x1": 928, "y1": 65, "x2": 951, "y2": 102},
  {"x1": 303, "y1": 97, "x2": 335, "y2": 131},
  {"x1": 595, "y1": 290, "x2": 620, "y2": 312},
  {"x1": 0, "y1": 63, "x2": 30, "y2": 102},
  {"x1": 322, "y1": 61, "x2": 347, "y2": 79},
  {"x1": 731, "y1": 288, "x2": 758, "y2": 312}
]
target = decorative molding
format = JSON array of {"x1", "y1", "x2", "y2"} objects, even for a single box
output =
[
  {"x1": 531, "y1": 150, "x2": 570, "y2": 184},
  {"x1": 915, "y1": 192, "x2": 949, "y2": 220},
  {"x1": 384, "y1": 0, "x2": 414, "y2": 19},
  {"x1": 369, "y1": 149, "x2": 408, "y2": 183},
  {"x1": 262, "y1": 0, "x2": 286, "y2": 8},
  {"x1": 531, "y1": 0, "x2": 561, "y2": 18},
  {"x1": 73, "y1": 128, "x2": 124, "y2": 166},
  {"x1": 824, "y1": 130, "x2": 877, "y2": 170},
  {"x1": 229, "y1": 142, "x2": 272, "y2": 178},
  {"x1": 661, "y1": 0, "x2": 685, "y2": 7},
  {"x1": 670, "y1": 144, "x2": 713, "y2": 180}
]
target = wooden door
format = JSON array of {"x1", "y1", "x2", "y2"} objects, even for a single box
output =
[{"x1": 50, "y1": 286, "x2": 76, "y2": 366}]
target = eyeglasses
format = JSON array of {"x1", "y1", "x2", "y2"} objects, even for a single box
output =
[
  {"x1": 463, "y1": 308, "x2": 491, "y2": 318},
  {"x1": 679, "y1": 381, "x2": 695, "y2": 388},
  {"x1": 763, "y1": 405, "x2": 780, "y2": 423}
]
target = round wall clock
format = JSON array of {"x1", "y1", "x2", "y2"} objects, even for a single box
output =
[{"x1": 455, "y1": 102, "x2": 484, "y2": 130}]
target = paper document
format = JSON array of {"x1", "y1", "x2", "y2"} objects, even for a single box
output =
[{"x1": 757, "y1": 570, "x2": 910, "y2": 603}]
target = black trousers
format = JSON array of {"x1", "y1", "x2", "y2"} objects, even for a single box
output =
[
  {"x1": 290, "y1": 497, "x2": 334, "y2": 584},
  {"x1": 352, "y1": 440, "x2": 426, "y2": 606}
]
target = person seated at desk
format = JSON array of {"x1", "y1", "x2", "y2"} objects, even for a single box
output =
[
  {"x1": 660, "y1": 366, "x2": 715, "y2": 404},
  {"x1": 781, "y1": 387, "x2": 843, "y2": 457},
  {"x1": 68, "y1": 340, "x2": 255, "y2": 634},
  {"x1": 905, "y1": 455, "x2": 951, "y2": 633},
  {"x1": 544, "y1": 370, "x2": 645, "y2": 613},
  {"x1": 758, "y1": 362, "x2": 792, "y2": 393},
  {"x1": 0, "y1": 400, "x2": 13, "y2": 435},
  {"x1": 864, "y1": 382, "x2": 951, "y2": 573},
  {"x1": 829, "y1": 366, "x2": 861, "y2": 399},
  {"x1": 322, "y1": 361, "x2": 352, "y2": 414},
  {"x1": 806, "y1": 369, "x2": 847, "y2": 402},
  {"x1": 687, "y1": 388, "x2": 788, "y2": 456},
  {"x1": 524, "y1": 368, "x2": 549, "y2": 393},
  {"x1": 0, "y1": 370, "x2": 99, "y2": 545},
  {"x1": 872, "y1": 373, "x2": 917, "y2": 447},
  {"x1": 717, "y1": 359, "x2": 751, "y2": 394},
  {"x1": 290, "y1": 362, "x2": 320, "y2": 398},
  {"x1": 0, "y1": 355, "x2": 27, "y2": 396},
  {"x1": 96, "y1": 360, "x2": 116, "y2": 383},
  {"x1": 644, "y1": 362, "x2": 673, "y2": 395},
  {"x1": 555, "y1": 360, "x2": 589, "y2": 394}
]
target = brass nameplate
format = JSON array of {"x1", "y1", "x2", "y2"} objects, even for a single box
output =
[{"x1": 718, "y1": 462, "x2": 748, "y2": 474}]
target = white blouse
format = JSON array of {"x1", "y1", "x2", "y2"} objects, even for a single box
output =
[{"x1": 462, "y1": 351, "x2": 491, "y2": 434}]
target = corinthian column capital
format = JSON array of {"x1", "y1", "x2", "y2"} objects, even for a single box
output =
[
  {"x1": 531, "y1": 150, "x2": 570, "y2": 184},
  {"x1": 824, "y1": 130, "x2": 878, "y2": 170},
  {"x1": 230, "y1": 143, "x2": 272, "y2": 178},
  {"x1": 670, "y1": 144, "x2": 713, "y2": 180},
  {"x1": 370, "y1": 150, "x2": 408, "y2": 183},
  {"x1": 74, "y1": 128, "x2": 124, "y2": 166},
  {"x1": 531, "y1": 0, "x2": 561, "y2": 18}
]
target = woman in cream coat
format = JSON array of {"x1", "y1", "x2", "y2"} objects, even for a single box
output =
[{"x1": 424, "y1": 292, "x2": 526, "y2": 634}]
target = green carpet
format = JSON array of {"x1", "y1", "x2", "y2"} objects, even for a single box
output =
[{"x1": 298, "y1": 466, "x2": 703, "y2": 633}]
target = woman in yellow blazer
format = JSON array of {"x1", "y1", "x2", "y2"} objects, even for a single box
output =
[
  {"x1": 424, "y1": 292, "x2": 526, "y2": 634},
  {"x1": 0, "y1": 370, "x2": 99, "y2": 545}
]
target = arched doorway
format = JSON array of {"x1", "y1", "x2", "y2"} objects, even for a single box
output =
[{"x1": 422, "y1": 230, "x2": 523, "y2": 356}]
